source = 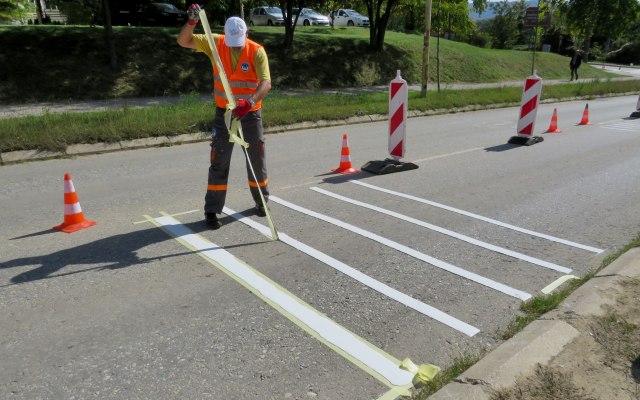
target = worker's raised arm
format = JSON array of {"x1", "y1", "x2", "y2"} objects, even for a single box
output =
[{"x1": 177, "y1": 4, "x2": 200, "y2": 49}]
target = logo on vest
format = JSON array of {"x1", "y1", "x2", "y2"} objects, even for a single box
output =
[{"x1": 241, "y1": 62, "x2": 250, "y2": 72}]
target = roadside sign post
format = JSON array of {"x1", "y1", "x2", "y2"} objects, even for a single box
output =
[{"x1": 523, "y1": 6, "x2": 551, "y2": 75}]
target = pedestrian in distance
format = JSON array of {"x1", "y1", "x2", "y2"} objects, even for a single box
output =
[
  {"x1": 177, "y1": 4, "x2": 272, "y2": 230},
  {"x1": 570, "y1": 49, "x2": 583, "y2": 81}
]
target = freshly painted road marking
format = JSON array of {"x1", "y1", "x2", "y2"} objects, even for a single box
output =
[
  {"x1": 146, "y1": 213, "x2": 417, "y2": 390},
  {"x1": 541, "y1": 275, "x2": 579, "y2": 294},
  {"x1": 311, "y1": 187, "x2": 572, "y2": 274},
  {"x1": 223, "y1": 206, "x2": 479, "y2": 337},
  {"x1": 600, "y1": 119, "x2": 640, "y2": 132},
  {"x1": 350, "y1": 180, "x2": 604, "y2": 253},
  {"x1": 270, "y1": 196, "x2": 532, "y2": 301}
]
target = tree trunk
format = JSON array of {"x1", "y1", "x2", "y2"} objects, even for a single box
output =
[
  {"x1": 367, "y1": 0, "x2": 397, "y2": 52},
  {"x1": 35, "y1": 0, "x2": 44, "y2": 24},
  {"x1": 421, "y1": 0, "x2": 432, "y2": 97},
  {"x1": 102, "y1": 0, "x2": 117, "y2": 70},
  {"x1": 279, "y1": 0, "x2": 297, "y2": 49}
]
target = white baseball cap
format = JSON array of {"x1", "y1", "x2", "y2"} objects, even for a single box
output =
[{"x1": 224, "y1": 17, "x2": 247, "y2": 48}]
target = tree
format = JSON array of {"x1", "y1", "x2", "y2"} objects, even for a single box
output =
[
  {"x1": 278, "y1": 0, "x2": 303, "y2": 48},
  {"x1": 434, "y1": 0, "x2": 475, "y2": 39},
  {"x1": 35, "y1": 0, "x2": 44, "y2": 23},
  {"x1": 365, "y1": 0, "x2": 401, "y2": 51},
  {"x1": 485, "y1": 0, "x2": 527, "y2": 49},
  {"x1": 470, "y1": 0, "x2": 488, "y2": 14},
  {"x1": 52, "y1": 0, "x2": 117, "y2": 69},
  {"x1": 0, "y1": 0, "x2": 34, "y2": 22},
  {"x1": 566, "y1": 0, "x2": 640, "y2": 61}
]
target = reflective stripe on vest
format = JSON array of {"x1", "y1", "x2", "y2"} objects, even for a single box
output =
[{"x1": 214, "y1": 36, "x2": 263, "y2": 111}]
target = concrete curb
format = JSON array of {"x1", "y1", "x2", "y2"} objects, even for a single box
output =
[
  {"x1": 428, "y1": 248, "x2": 640, "y2": 399},
  {"x1": 0, "y1": 132, "x2": 209, "y2": 165}
]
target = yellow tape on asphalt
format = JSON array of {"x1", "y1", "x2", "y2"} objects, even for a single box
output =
[
  {"x1": 145, "y1": 212, "x2": 430, "y2": 394},
  {"x1": 133, "y1": 209, "x2": 199, "y2": 224},
  {"x1": 541, "y1": 274, "x2": 579, "y2": 294}
]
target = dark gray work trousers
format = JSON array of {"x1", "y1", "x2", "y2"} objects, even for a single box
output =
[{"x1": 204, "y1": 107, "x2": 269, "y2": 214}]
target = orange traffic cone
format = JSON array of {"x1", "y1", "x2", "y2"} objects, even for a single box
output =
[
  {"x1": 53, "y1": 173, "x2": 96, "y2": 233},
  {"x1": 578, "y1": 103, "x2": 592, "y2": 125},
  {"x1": 545, "y1": 108, "x2": 562, "y2": 133},
  {"x1": 332, "y1": 134, "x2": 359, "y2": 174}
]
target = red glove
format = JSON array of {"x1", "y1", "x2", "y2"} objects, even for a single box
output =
[
  {"x1": 187, "y1": 4, "x2": 200, "y2": 25},
  {"x1": 232, "y1": 99, "x2": 252, "y2": 119}
]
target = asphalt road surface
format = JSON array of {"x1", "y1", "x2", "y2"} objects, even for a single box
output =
[{"x1": 1, "y1": 95, "x2": 640, "y2": 399}]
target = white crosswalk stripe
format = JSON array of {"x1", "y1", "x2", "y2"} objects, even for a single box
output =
[{"x1": 601, "y1": 119, "x2": 640, "y2": 132}]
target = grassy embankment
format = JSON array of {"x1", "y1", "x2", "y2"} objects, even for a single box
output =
[{"x1": 1, "y1": 25, "x2": 637, "y2": 153}]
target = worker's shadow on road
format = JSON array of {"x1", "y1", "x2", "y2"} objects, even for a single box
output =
[{"x1": 1, "y1": 216, "x2": 246, "y2": 286}]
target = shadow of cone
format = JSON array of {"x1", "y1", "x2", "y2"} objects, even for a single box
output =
[
  {"x1": 53, "y1": 173, "x2": 96, "y2": 233},
  {"x1": 544, "y1": 108, "x2": 562, "y2": 133},
  {"x1": 332, "y1": 134, "x2": 360, "y2": 174},
  {"x1": 578, "y1": 103, "x2": 592, "y2": 125}
]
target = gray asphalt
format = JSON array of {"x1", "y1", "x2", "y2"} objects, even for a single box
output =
[{"x1": 2, "y1": 93, "x2": 640, "y2": 399}]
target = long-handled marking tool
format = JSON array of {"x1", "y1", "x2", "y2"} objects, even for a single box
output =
[{"x1": 198, "y1": 10, "x2": 278, "y2": 241}]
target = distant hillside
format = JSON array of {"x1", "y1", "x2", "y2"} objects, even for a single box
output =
[{"x1": 469, "y1": 1, "x2": 537, "y2": 20}]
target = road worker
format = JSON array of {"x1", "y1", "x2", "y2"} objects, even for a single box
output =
[{"x1": 177, "y1": 4, "x2": 272, "y2": 229}]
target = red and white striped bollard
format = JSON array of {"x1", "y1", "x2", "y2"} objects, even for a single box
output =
[{"x1": 389, "y1": 70, "x2": 408, "y2": 160}]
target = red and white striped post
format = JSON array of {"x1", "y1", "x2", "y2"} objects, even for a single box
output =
[
  {"x1": 389, "y1": 70, "x2": 408, "y2": 160},
  {"x1": 360, "y1": 70, "x2": 418, "y2": 175},
  {"x1": 508, "y1": 73, "x2": 544, "y2": 146}
]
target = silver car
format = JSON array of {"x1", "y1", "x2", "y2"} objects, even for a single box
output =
[
  {"x1": 295, "y1": 8, "x2": 330, "y2": 26},
  {"x1": 329, "y1": 9, "x2": 369, "y2": 27},
  {"x1": 249, "y1": 6, "x2": 284, "y2": 26}
]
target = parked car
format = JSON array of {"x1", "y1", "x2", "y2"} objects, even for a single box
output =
[
  {"x1": 136, "y1": 3, "x2": 187, "y2": 26},
  {"x1": 329, "y1": 9, "x2": 369, "y2": 27},
  {"x1": 249, "y1": 6, "x2": 285, "y2": 26},
  {"x1": 294, "y1": 8, "x2": 330, "y2": 26}
]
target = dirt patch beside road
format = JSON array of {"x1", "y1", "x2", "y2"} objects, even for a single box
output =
[{"x1": 489, "y1": 278, "x2": 640, "y2": 400}]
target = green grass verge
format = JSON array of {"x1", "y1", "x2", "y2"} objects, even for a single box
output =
[
  {"x1": 500, "y1": 232, "x2": 640, "y2": 341},
  {"x1": 411, "y1": 351, "x2": 484, "y2": 399},
  {"x1": 1, "y1": 79, "x2": 639, "y2": 153}
]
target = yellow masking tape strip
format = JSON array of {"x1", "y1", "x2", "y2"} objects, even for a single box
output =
[
  {"x1": 199, "y1": 10, "x2": 235, "y2": 109},
  {"x1": 541, "y1": 274, "x2": 579, "y2": 294},
  {"x1": 225, "y1": 106, "x2": 248, "y2": 148},
  {"x1": 400, "y1": 358, "x2": 441, "y2": 385},
  {"x1": 145, "y1": 212, "x2": 413, "y2": 392},
  {"x1": 134, "y1": 209, "x2": 199, "y2": 224}
]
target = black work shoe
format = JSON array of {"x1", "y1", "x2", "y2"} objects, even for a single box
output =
[
  {"x1": 254, "y1": 204, "x2": 267, "y2": 217},
  {"x1": 205, "y1": 213, "x2": 221, "y2": 229}
]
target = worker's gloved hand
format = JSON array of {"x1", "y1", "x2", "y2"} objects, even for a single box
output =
[
  {"x1": 232, "y1": 99, "x2": 252, "y2": 119},
  {"x1": 187, "y1": 4, "x2": 201, "y2": 25}
]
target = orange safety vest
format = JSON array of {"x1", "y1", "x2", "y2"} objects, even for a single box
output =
[{"x1": 213, "y1": 36, "x2": 262, "y2": 111}]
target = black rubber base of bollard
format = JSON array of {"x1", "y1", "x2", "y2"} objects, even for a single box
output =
[
  {"x1": 507, "y1": 136, "x2": 544, "y2": 146},
  {"x1": 361, "y1": 158, "x2": 419, "y2": 175}
]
